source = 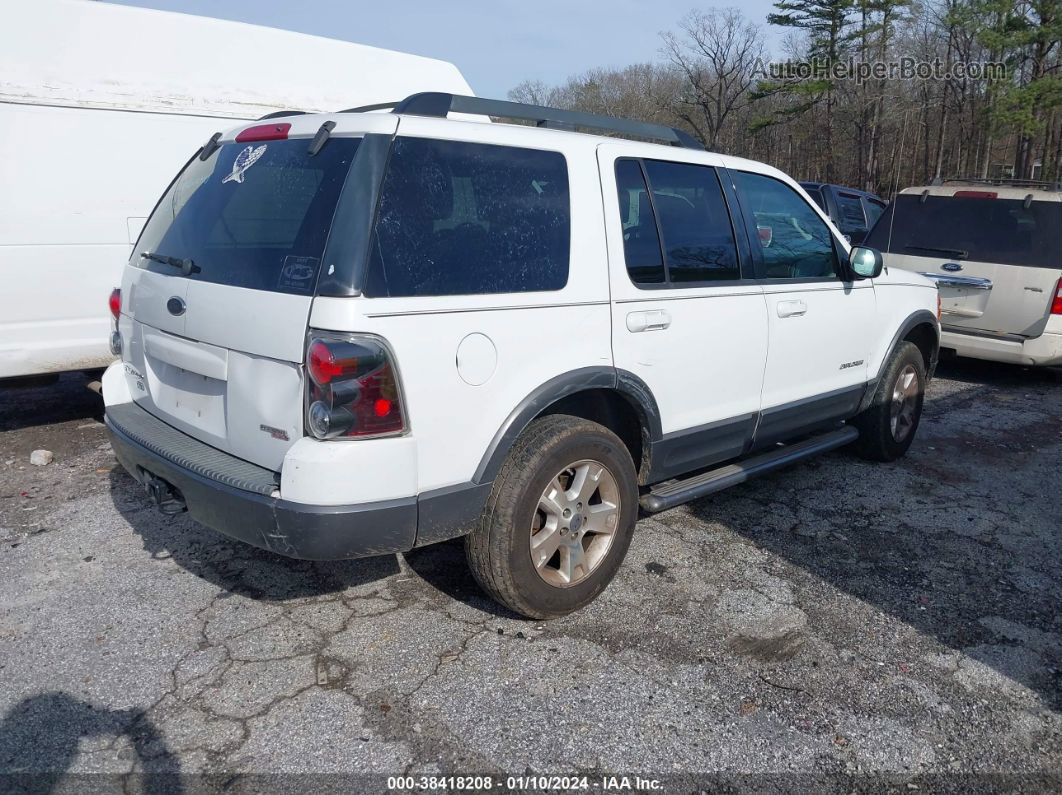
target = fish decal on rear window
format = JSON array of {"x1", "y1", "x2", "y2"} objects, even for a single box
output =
[{"x1": 222, "y1": 144, "x2": 267, "y2": 184}]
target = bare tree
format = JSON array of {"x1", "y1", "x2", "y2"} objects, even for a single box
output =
[
  {"x1": 660, "y1": 8, "x2": 767, "y2": 150},
  {"x1": 509, "y1": 2, "x2": 1060, "y2": 191},
  {"x1": 508, "y1": 80, "x2": 562, "y2": 107}
]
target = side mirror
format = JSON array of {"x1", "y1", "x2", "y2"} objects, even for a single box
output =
[{"x1": 849, "y1": 245, "x2": 883, "y2": 280}]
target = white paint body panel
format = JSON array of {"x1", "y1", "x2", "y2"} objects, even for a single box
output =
[
  {"x1": 0, "y1": 0, "x2": 474, "y2": 378},
  {"x1": 280, "y1": 436, "x2": 419, "y2": 506},
  {"x1": 596, "y1": 143, "x2": 769, "y2": 434},
  {"x1": 308, "y1": 115, "x2": 613, "y2": 495},
  {"x1": 759, "y1": 283, "x2": 876, "y2": 409},
  {"x1": 865, "y1": 269, "x2": 939, "y2": 375}
]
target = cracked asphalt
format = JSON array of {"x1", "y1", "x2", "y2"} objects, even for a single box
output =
[{"x1": 0, "y1": 360, "x2": 1059, "y2": 791}]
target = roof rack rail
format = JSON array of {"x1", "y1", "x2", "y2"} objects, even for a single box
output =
[
  {"x1": 341, "y1": 92, "x2": 703, "y2": 150},
  {"x1": 936, "y1": 175, "x2": 1061, "y2": 191},
  {"x1": 258, "y1": 110, "x2": 308, "y2": 120}
]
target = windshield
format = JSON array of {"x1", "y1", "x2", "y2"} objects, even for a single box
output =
[
  {"x1": 133, "y1": 137, "x2": 360, "y2": 294},
  {"x1": 866, "y1": 193, "x2": 1062, "y2": 268}
]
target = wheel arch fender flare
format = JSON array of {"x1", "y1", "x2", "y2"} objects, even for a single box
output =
[
  {"x1": 472, "y1": 367, "x2": 662, "y2": 485},
  {"x1": 860, "y1": 309, "x2": 940, "y2": 412}
]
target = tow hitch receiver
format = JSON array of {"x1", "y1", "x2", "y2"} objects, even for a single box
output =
[{"x1": 141, "y1": 470, "x2": 187, "y2": 515}]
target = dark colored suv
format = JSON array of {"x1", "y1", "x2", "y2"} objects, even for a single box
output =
[{"x1": 800, "y1": 182, "x2": 887, "y2": 246}]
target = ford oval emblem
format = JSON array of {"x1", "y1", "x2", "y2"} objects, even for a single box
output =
[
  {"x1": 166, "y1": 296, "x2": 186, "y2": 316},
  {"x1": 941, "y1": 262, "x2": 963, "y2": 272}
]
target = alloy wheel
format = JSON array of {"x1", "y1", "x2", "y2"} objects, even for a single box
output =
[
  {"x1": 890, "y1": 364, "x2": 920, "y2": 442},
  {"x1": 530, "y1": 459, "x2": 621, "y2": 588}
]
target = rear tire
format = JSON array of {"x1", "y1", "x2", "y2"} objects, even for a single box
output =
[
  {"x1": 465, "y1": 414, "x2": 639, "y2": 619},
  {"x1": 853, "y1": 341, "x2": 926, "y2": 461}
]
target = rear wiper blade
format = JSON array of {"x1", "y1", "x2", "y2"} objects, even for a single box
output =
[
  {"x1": 140, "y1": 251, "x2": 201, "y2": 276},
  {"x1": 903, "y1": 244, "x2": 968, "y2": 259}
]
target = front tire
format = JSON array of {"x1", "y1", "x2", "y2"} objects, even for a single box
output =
[
  {"x1": 465, "y1": 414, "x2": 639, "y2": 619},
  {"x1": 853, "y1": 341, "x2": 926, "y2": 461}
]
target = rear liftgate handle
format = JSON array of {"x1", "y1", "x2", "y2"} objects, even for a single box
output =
[{"x1": 626, "y1": 310, "x2": 672, "y2": 333}]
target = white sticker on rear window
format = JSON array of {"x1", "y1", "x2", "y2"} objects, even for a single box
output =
[
  {"x1": 277, "y1": 256, "x2": 320, "y2": 292},
  {"x1": 222, "y1": 144, "x2": 267, "y2": 184}
]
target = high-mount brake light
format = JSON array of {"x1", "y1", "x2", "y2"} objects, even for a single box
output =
[
  {"x1": 235, "y1": 122, "x2": 291, "y2": 143},
  {"x1": 108, "y1": 288, "x2": 121, "y2": 320},
  {"x1": 305, "y1": 334, "x2": 405, "y2": 439},
  {"x1": 953, "y1": 190, "x2": 997, "y2": 199},
  {"x1": 1051, "y1": 278, "x2": 1062, "y2": 316}
]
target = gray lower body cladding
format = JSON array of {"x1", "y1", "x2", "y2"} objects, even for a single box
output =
[{"x1": 105, "y1": 403, "x2": 488, "y2": 560}]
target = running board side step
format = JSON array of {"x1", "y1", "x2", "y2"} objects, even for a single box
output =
[{"x1": 640, "y1": 426, "x2": 859, "y2": 513}]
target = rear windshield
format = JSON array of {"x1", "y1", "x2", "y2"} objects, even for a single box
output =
[
  {"x1": 133, "y1": 137, "x2": 360, "y2": 294},
  {"x1": 866, "y1": 193, "x2": 1062, "y2": 268}
]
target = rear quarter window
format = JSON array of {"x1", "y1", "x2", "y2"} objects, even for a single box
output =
[{"x1": 364, "y1": 138, "x2": 570, "y2": 297}]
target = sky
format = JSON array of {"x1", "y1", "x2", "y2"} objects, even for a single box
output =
[{"x1": 107, "y1": 0, "x2": 780, "y2": 99}]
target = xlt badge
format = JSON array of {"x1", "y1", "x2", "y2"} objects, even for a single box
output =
[{"x1": 259, "y1": 424, "x2": 290, "y2": 441}]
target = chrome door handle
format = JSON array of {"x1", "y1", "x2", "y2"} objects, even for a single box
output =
[
  {"x1": 776, "y1": 299, "x2": 807, "y2": 318},
  {"x1": 626, "y1": 309, "x2": 672, "y2": 332}
]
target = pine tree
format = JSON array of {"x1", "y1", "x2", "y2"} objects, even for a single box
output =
[{"x1": 766, "y1": 0, "x2": 856, "y2": 180}]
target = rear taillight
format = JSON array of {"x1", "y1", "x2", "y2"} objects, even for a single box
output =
[
  {"x1": 1052, "y1": 279, "x2": 1062, "y2": 315},
  {"x1": 108, "y1": 287, "x2": 122, "y2": 355},
  {"x1": 305, "y1": 333, "x2": 406, "y2": 439}
]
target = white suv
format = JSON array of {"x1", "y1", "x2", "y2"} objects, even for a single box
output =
[
  {"x1": 868, "y1": 180, "x2": 1062, "y2": 367},
  {"x1": 102, "y1": 94, "x2": 939, "y2": 618}
]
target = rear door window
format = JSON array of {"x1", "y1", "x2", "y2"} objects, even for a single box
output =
[
  {"x1": 364, "y1": 137, "x2": 570, "y2": 297},
  {"x1": 613, "y1": 159, "x2": 741, "y2": 286},
  {"x1": 134, "y1": 138, "x2": 360, "y2": 294},
  {"x1": 614, "y1": 160, "x2": 665, "y2": 284},
  {"x1": 733, "y1": 171, "x2": 839, "y2": 280},
  {"x1": 836, "y1": 192, "x2": 868, "y2": 230},
  {"x1": 865, "y1": 194, "x2": 1062, "y2": 267},
  {"x1": 642, "y1": 160, "x2": 740, "y2": 283}
]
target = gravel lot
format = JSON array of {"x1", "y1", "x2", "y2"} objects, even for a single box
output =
[{"x1": 0, "y1": 361, "x2": 1059, "y2": 792}]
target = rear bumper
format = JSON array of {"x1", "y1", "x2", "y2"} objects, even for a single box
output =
[
  {"x1": 941, "y1": 326, "x2": 1062, "y2": 367},
  {"x1": 106, "y1": 404, "x2": 417, "y2": 560}
]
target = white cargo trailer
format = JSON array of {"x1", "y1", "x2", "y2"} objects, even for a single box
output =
[{"x1": 0, "y1": 0, "x2": 475, "y2": 379}]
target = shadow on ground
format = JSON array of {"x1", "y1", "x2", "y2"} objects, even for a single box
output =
[
  {"x1": 109, "y1": 463, "x2": 515, "y2": 617},
  {"x1": 108, "y1": 468, "x2": 401, "y2": 601},
  {"x1": 686, "y1": 358, "x2": 1061, "y2": 709},
  {"x1": 0, "y1": 692, "x2": 180, "y2": 793},
  {"x1": 0, "y1": 373, "x2": 102, "y2": 433}
]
